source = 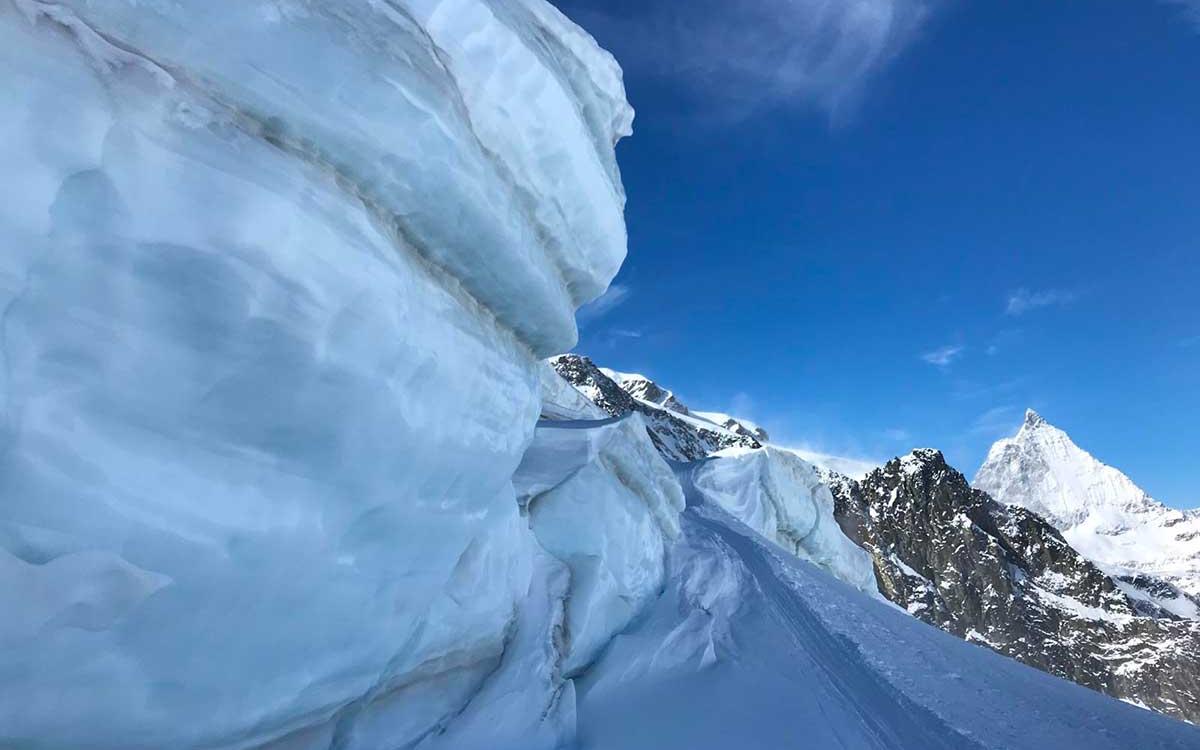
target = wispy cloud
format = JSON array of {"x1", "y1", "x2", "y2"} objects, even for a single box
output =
[
  {"x1": 559, "y1": 0, "x2": 940, "y2": 122},
  {"x1": 609, "y1": 328, "x2": 643, "y2": 339},
  {"x1": 729, "y1": 391, "x2": 755, "y2": 419},
  {"x1": 970, "y1": 405, "x2": 1019, "y2": 437},
  {"x1": 1181, "y1": 335, "x2": 1200, "y2": 348},
  {"x1": 782, "y1": 444, "x2": 882, "y2": 480},
  {"x1": 1164, "y1": 1, "x2": 1200, "y2": 27},
  {"x1": 1005, "y1": 287, "x2": 1079, "y2": 316},
  {"x1": 576, "y1": 283, "x2": 631, "y2": 325},
  {"x1": 922, "y1": 344, "x2": 964, "y2": 367}
]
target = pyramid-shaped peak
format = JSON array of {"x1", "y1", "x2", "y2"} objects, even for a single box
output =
[{"x1": 1023, "y1": 409, "x2": 1047, "y2": 429}]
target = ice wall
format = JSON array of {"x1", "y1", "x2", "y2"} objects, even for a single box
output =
[
  {"x1": 519, "y1": 413, "x2": 685, "y2": 674},
  {"x1": 692, "y1": 447, "x2": 877, "y2": 593},
  {"x1": 0, "y1": 2, "x2": 631, "y2": 748}
]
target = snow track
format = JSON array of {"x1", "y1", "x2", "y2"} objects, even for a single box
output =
[
  {"x1": 576, "y1": 460, "x2": 1200, "y2": 749},
  {"x1": 689, "y1": 508, "x2": 984, "y2": 750}
]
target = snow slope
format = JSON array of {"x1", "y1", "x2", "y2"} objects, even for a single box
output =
[
  {"x1": 0, "y1": 2, "x2": 631, "y2": 748},
  {"x1": 976, "y1": 411, "x2": 1200, "y2": 609},
  {"x1": 578, "y1": 495, "x2": 1200, "y2": 750}
]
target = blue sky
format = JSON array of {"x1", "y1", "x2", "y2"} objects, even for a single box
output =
[{"x1": 553, "y1": 0, "x2": 1200, "y2": 507}]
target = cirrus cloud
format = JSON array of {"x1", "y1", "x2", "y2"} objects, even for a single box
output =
[
  {"x1": 922, "y1": 344, "x2": 964, "y2": 368},
  {"x1": 555, "y1": 0, "x2": 941, "y2": 122},
  {"x1": 1005, "y1": 287, "x2": 1079, "y2": 316}
]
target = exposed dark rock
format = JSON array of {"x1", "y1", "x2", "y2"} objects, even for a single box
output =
[
  {"x1": 831, "y1": 450, "x2": 1200, "y2": 723},
  {"x1": 548, "y1": 354, "x2": 760, "y2": 462}
]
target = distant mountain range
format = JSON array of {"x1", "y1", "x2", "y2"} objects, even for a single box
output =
[{"x1": 552, "y1": 354, "x2": 1200, "y2": 723}]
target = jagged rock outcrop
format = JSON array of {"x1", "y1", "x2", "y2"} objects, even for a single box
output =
[
  {"x1": 832, "y1": 450, "x2": 1200, "y2": 723},
  {"x1": 602, "y1": 369, "x2": 690, "y2": 414},
  {"x1": 549, "y1": 354, "x2": 760, "y2": 460}
]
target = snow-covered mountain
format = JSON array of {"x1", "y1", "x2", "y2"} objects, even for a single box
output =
[
  {"x1": 556, "y1": 358, "x2": 1200, "y2": 724},
  {"x1": 833, "y1": 450, "x2": 1200, "y2": 722},
  {"x1": 4, "y1": 2, "x2": 1199, "y2": 747},
  {"x1": 549, "y1": 355, "x2": 763, "y2": 460},
  {"x1": 976, "y1": 410, "x2": 1200, "y2": 615}
]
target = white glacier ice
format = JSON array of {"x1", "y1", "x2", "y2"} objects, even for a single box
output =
[
  {"x1": 690, "y1": 446, "x2": 878, "y2": 593},
  {"x1": 517, "y1": 412, "x2": 684, "y2": 674},
  {"x1": 0, "y1": 1, "x2": 630, "y2": 747}
]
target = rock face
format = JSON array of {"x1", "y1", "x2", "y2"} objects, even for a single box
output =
[
  {"x1": 602, "y1": 369, "x2": 691, "y2": 414},
  {"x1": 832, "y1": 450, "x2": 1200, "y2": 723},
  {"x1": 549, "y1": 354, "x2": 760, "y2": 460},
  {"x1": 976, "y1": 410, "x2": 1200, "y2": 613}
]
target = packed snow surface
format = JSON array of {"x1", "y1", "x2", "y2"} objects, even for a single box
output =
[
  {"x1": 976, "y1": 410, "x2": 1200, "y2": 604},
  {"x1": 577, "y1": 496, "x2": 1200, "y2": 750}
]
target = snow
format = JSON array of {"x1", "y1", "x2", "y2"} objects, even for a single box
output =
[
  {"x1": 538, "y1": 362, "x2": 609, "y2": 421},
  {"x1": 976, "y1": 410, "x2": 1200, "y2": 606},
  {"x1": 0, "y1": 2, "x2": 631, "y2": 747},
  {"x1": 576, "y1": 499, "x2": 1200, "y2": 749},
  {"x1": 692, "y1": 409, "x2": 768, "y2": 439},
  {"x1": 1115, "y1": 578, "x2": 1200, "y2": 620},
  {"x1": 690, "y1": 447, "x2": 877, "y2": 593}
]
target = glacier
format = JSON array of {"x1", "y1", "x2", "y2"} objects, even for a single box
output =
[
  {"x1": 690, "y1": 446, "x2": 877, "y2": 594},
  {"x1": 0, "y1": 1, "x2": 632, "y2": 747},
  {"x1": 3, "y1": 1, "x2": 1200, "y2": 749}
]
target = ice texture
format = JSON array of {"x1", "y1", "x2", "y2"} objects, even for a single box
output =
[
  {"x1": 518, "y1": 413, "x2": 684, "y2": 674},
  {"x1": 691, "y1": 446, "x2": 877, "y2": 593},
  {"x1": 0, "y1": 1, "x2": 630, "y2": 748}
]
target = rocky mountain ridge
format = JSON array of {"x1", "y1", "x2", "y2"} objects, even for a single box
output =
[
  {"x1": 553, "y1": 357, "x2": 1200, "y2": 723},
  {"x1": 548, "y1": 355, "x2": 762, "y2": 460},
  {"x1": 831, "y1": 450, "x2": 1200, "y2": 722}
]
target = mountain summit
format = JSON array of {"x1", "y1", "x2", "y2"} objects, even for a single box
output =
[{"x1": 975, "y1": 411, "x2": 1200, "y2": 609}]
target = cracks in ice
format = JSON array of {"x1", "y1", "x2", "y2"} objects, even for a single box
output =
[{"x1": 11, "y1": 0, "x2": 577, "y2": 358}]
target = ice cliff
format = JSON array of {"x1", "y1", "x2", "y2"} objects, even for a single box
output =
[{"x1": 0, "y1": 1, "x2": 632, "y2": 747}]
